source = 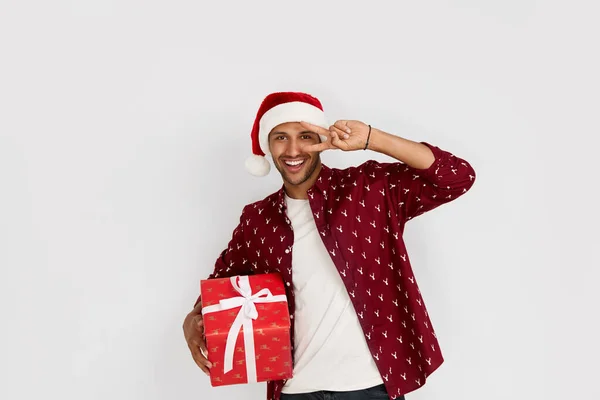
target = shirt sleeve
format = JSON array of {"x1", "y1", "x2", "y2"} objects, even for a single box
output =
[
  {"x1": 366, "y1": 142, "x2": 476, "y2": 223},
  {"x1": 193, "y1": 205, "x2": 253, "y2": 307}
]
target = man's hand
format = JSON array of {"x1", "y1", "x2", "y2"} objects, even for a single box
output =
[
  {"x1": 300, "y1": 120, "x2": 373, "y2": 152},
  {"x1": 183, "y1": 303, "x2": 212, "y2": 376},
  {"x1": 301, "y1": 119, "x2": 436, "y2": 169}
]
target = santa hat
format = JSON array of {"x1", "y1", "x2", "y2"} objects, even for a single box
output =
[{"x1": 245, "y1": 92, "x2": 329, "y2": 177}]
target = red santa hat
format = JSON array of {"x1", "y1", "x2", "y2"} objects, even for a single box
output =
[{"x1": 245, "y1": 92, "x2": 329, "y2": 177}]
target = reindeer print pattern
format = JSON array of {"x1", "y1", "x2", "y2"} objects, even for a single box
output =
[{"x1": 199, "y1": 143, "x2": 476, "y2": 400}]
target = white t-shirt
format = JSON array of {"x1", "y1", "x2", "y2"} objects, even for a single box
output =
[{"x1": 281, "y1": 195, "x2": 383, "y2": 393}]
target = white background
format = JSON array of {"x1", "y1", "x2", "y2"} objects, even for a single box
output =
[{"x1": 1, "y1": 1, "x2": 599, "y2": 399}]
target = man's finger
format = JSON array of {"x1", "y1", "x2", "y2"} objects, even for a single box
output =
[
  {"x1": 330, "y1": 125, "x2": 349, "y2": 140},
  {"x1": 198, "y1": 335, "x2": 208, "y2": 355},
  {"x1": 330, "y1": 131, "x2": 348, "y2": 150},
  {"x1": 300, "y1": 121, "x2": 330, "y2": 136},
  {"x1": 189, "y1": 341, "x2": 212, "y2": 375},
  {"x1": 334, "y1": 120, "x2": 351, "y2": 134},
  {"x1": 190, "y1": 340, "x2": 210, "y2": 365},
  {"x1": 190, "y1": 349, "x2": 209, "y2": 374},
  {"x1": 304, "y1": 141, "x2": 333, "y2": 153},
  {"x1": 193, "y1": 315, "x2": 203, "y2": 331}
]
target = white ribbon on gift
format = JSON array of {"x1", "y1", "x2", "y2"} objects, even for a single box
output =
[{"x1": 201, "y1": 275, "x2": 287, "y2": 382}]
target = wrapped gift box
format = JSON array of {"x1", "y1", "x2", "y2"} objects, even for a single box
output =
[{"x1": 200, "y1": 273, "x2": 293, "y2": 386}]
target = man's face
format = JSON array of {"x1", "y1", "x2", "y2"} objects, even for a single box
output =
[{"x1": 268, "y1": 122, "x2": 322, "y2": 186}]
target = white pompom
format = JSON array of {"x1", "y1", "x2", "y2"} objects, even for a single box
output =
[{"x1": 245, "y1": 154, "x2": 271, "y2": 177}]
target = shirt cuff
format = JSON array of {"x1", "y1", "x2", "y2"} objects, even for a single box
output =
[{"x1": 416, "y1": 142, "x2": 447, "y2": 178}]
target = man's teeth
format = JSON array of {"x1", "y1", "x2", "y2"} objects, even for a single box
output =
[{"x1": 285, "y1": 160, "x2": 304, "y2": 166}]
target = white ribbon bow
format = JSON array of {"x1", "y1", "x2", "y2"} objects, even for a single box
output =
[{"x1": 201, "y1": 276, "x2": 287, "y2": 382}]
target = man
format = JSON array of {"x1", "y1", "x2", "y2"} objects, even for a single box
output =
[{"x1": 183, "y1": 92, "x2": 476, "y2": 400}]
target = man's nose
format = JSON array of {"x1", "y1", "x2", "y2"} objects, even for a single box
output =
[{"x1": 285, "y1": 138, "x2": 302, "y2": 157}]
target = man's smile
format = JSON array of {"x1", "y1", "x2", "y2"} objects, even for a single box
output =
[{"x1": 281, "y1": 158, "x2": 307, "y2": 172}]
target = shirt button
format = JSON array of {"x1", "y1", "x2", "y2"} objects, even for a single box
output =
[
  {"x1": 285, "y1": 249, "x2": 290, "y2": 254},
  {"x1": 286, "y1": 282, "x2": 291, "y2": 287},
  {"x1": 290, "y1": 314, "x2": 294, "y2": 319}
]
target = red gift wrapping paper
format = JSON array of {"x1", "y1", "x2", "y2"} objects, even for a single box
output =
[{"x1": 200, "y1": 273, "x2": 293, "y2": 387}]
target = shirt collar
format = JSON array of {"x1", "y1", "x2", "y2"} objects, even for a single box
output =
[{"x1": 274, "y1": 163, "x2": 334, "y2": 210}]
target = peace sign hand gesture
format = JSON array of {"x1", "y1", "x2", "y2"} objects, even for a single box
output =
[{"x1": 300, "y1": 120, "x2": 372, "y2": 153}]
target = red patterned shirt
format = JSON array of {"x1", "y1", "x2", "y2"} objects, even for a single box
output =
[{"x1": 197, "y1": 142, "x2": 476, "y2": 399}]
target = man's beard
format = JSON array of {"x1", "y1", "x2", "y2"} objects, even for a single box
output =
[{"x1": 274, "y1": 155, "x2": 320, "y2": 186}]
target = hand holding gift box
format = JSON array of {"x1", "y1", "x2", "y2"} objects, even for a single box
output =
[{"x1": 200, "y1": 273, "x2": 293, "y2": 386}]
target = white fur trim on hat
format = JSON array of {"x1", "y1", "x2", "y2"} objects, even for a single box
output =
[
  {"x1": 245, "y1": 154, "x2": 271, "y2": 177},
  {"x1": 258, "y1": 101, "x2": 329, "y2": 156}
]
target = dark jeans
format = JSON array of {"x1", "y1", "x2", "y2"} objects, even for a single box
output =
[{"x1": 280, "y1": 384, "x2": 404, "y2": 400}]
